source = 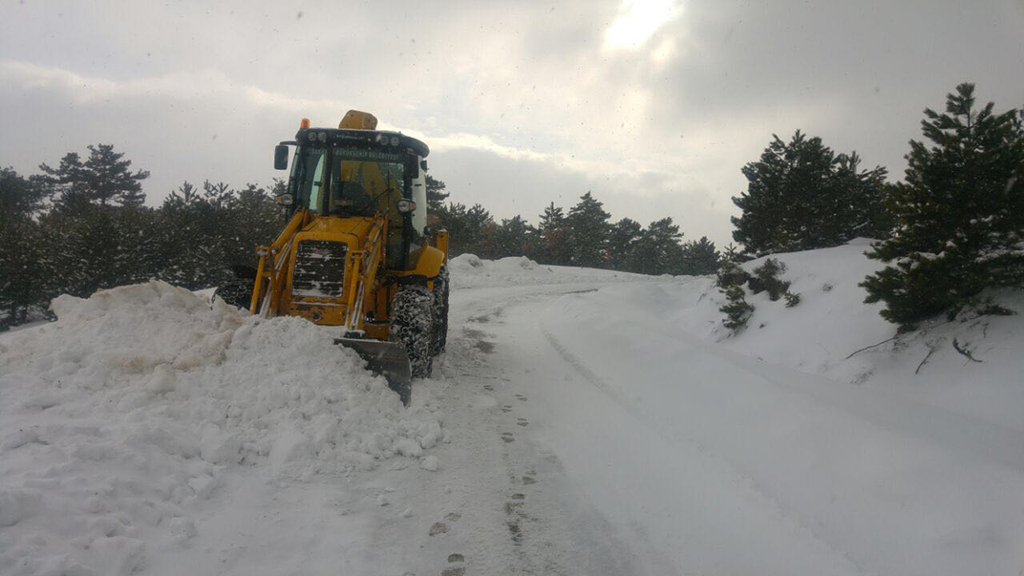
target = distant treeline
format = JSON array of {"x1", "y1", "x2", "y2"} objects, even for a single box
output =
[
  {"x1": 429, "y1": 182, "x2": 723, "y2": 276},
  {"x1": 0, "y1": 148, "x2": 284, "y2": 326},
  {"x1": 0, "y1": 148, "x2": 724, "y2": 328},
  {"x1": 2, "y1": 83, "x2": 1022, "y2": 329}
]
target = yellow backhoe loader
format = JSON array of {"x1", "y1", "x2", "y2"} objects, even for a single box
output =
[{"x1": 245, "y1": 110, "x2": 448, "y2": 404}]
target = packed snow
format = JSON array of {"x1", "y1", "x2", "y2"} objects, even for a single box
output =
[{"x1": 2, "y1": 244, "x2": 1023, "y2": 575}]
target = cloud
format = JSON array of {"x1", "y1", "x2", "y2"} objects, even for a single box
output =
[
  {"x1": 2, "y1": 0, "x2": 1022, "y2": 248},
  {"x1": 603, "y1": 0, "x2": 682, "y2": 51}
]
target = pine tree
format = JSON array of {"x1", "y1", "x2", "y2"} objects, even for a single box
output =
[
  {"x1": 155, "y1": 182, "x2": 231, "y2": 289},
  {"x1": 607, "y1": 218, "x2": 642, "y2": 271},
  {"x1": 434, "y1": 202, "x2": 495, "y2": 256},
  {"x1": 634, "y1": 218, "x2": 684, "y2": 275},
  {"x1": 565, "y1": 192, "x2": 611, "y2": 268},
  {"x1": 0, "y1": 168, "x2": 48, "y2": 326},
  {"x1": 37, "y1": 203, "x2": 159, "y2": 298},
  {"x1": 721, "y1": 243, "x2": 748, "y2": 264},
  {"x1": 425, "y1": 175, "x2": 449, "y2": 212},
  {"x1": 861, "y1": 83, "x2": 1024, "y2": 326},
  {"x1": 679, "y1": 236, "x2": 721, "y2": 275},
  {"x1": 39, "y1": 144, "x2": 150, "y2": 208},
  {"x1": 494, "y1": 215, "x2": 534, "y2": 258},
  {"x1": 537, "y1": 202, "x2": 569, "y2": 265},
  {"x1": 732, "y1": 131, "x2": 889, "y2": 255}
]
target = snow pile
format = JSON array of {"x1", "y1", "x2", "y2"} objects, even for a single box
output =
[
  {"x1": 449, "y1": 254, "x2": 649, "y2": 289},
  {"x1": 0, "y1": 281, "x2": 442, "y2": 576}
]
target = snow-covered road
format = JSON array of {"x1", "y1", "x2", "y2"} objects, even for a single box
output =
[
  {"x1": 364, "y1": 276, "x2": 1024, "y2": 576},
  {"x1": 4, "y1": 248, "x2": 1023, "y2": 575}
]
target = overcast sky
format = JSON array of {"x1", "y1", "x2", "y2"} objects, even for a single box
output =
[{"x1": 2, "y1": 0, "x2": 1022, "y2": 246}]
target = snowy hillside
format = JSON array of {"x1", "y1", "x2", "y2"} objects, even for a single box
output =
[{"x1": 1, "y1": 245, "x2": 1022, "y2": 575}]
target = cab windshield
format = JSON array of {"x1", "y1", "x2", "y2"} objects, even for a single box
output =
[{"x1": 290, "y1": 146, "x2": 410, "y2": 216}]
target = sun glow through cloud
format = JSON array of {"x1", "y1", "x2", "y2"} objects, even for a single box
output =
[{"x1": 603, "y1": 0, "x2": 681, "y2": 51}]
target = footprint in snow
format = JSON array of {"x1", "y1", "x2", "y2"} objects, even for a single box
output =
[
  {"x1": 429, "y1": 522, "x2": 449, "y2": 536},
  {"x1": 515, "y1": 394, "x2": 527, "y2": 402},
  {"x1": 501, "y1": 432, "x2": 514, "y2": 443},
  {"x1": 483, "y1": 384, "x2": 494, "y2": 391},
  {"x1": 445, "y1": 512, "x2": 462, "y2": 522},
  {"x1": 522, "y1": 470, "x2": 537, "y2": 485},
  {"x1": 501, "y1": 405, "x2": 512, "y2": 413},
  {"x1": 517, "y1": 418, "x2": 528, "y2": 427},
  {"x1": 511, "y1": 493, "x2": 525, "y2": 501},
  {"x1": 444, "y1": 552, "x2": 466, "y2": 576}
]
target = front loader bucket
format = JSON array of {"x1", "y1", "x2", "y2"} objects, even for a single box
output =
[{"x1": 335, "y1": 338, "x2": 412, "y2": 405}]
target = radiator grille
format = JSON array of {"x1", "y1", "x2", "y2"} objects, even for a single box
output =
[{"x1": 292, "y1": 240, "x2": 347, "y2": 297}]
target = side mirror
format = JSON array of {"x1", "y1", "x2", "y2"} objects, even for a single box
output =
[
  {"x1": 274, "y1": 144, "x2": 289, "y2": 170},
  {"x1": 275, "y1": 193, "x2": 294, "y2": 206},
  {"x1": 420, "y1": 160, "x2": 428, "y2": 171}
]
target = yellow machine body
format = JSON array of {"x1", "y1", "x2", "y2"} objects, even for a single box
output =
[
  {"x1": 251, "y1": 210, "x2": 448, "y2": 339},
  {"x1": 248, "y1": 112, "x2": 447, "y2": 403}
]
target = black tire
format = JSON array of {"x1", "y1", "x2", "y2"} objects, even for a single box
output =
[
  {"x1": 432, "y1": 266, "x2": 450, "y2": 355},
  {"x1": 215, "y1": 278, "x2": 254, "y2": 310},
  {"x1": 389, "y1": 284, "x2": 435, "y2": 380}
]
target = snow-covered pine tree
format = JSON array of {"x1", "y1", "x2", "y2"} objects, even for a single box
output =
[{"x1": 861, "y1": 83, "x2": 1024, "y2": 326}]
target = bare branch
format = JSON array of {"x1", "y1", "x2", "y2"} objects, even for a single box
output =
[
  {"x1": 952, "y1": 338, "x2": 983, "y2": 363},
  {"x1": 845, "y1": 335, "x2": 897, "y2": 360}
]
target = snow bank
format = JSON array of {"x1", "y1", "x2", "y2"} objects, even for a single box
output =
[
  {"x1": 449, "y1": 254, "x2": 650, "y2": 289},
  {"x1": 0, "y1": 281, "x2": 442, "y2": 575},
  {"x1": 537, "y1": 241, "x2": 1024, "y2": 575}
]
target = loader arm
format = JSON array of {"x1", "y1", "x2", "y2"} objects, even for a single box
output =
[
  {"x1": 250, "y1": 209, "x2": 307, "y2": 317},
  {"x1": 342, "y1": 215, "x2": 385, "y2": 334}
]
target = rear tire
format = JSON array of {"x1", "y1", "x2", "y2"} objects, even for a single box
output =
[
  {"x1": 389, "y1": 284, "x2": 435, "y2": 382},
  {"x1": 432, "y1": 266, "x2": 450, "y2": 355}
]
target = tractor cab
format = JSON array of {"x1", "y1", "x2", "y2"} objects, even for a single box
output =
[{"x1": 274, "y1": 113, "x2": 430, "y2": 272}]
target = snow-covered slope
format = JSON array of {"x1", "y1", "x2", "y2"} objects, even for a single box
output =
[
  {"x1": 0, "y1": 281, "x2": 442, "y2": 575},
  {"x1": 582, "y1": 238, "x2": 1024, "y2": 430}
]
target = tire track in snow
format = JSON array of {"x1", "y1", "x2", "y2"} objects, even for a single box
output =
[{"x1": 538, "y1": 313, "x2": 871, "y2": 576}]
